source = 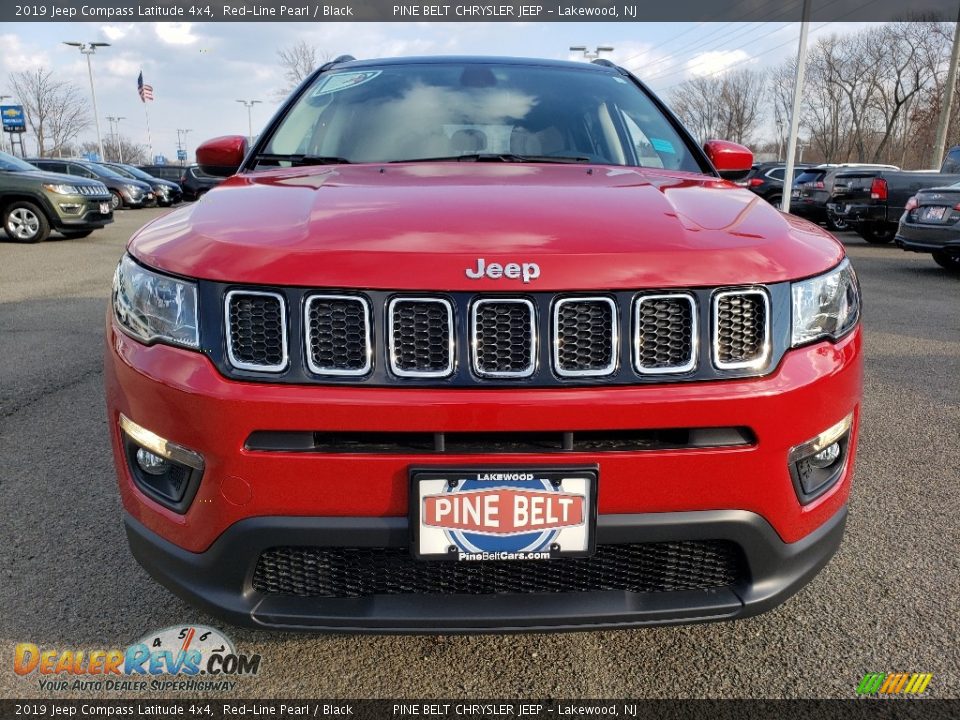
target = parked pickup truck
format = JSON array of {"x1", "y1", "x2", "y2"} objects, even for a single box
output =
[{"x1": 828, "y1": 147, "x2": 960, "y2": 243}]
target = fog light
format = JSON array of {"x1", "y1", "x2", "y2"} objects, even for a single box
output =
[
  {"x1": 809, "y1": 442, "x2": 841, "y2": 468},
  {"x1": 136, "y1": 447, "x2": 169, "y2": 475},
  {"x1": 788, "y1": 413, "x2": 854, "y2": 504},
  {"x1": 119, "y1": 414, "x2": 204, "y2": 513}
]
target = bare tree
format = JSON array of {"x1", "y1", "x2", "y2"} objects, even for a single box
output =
[
  {"x1": 276, "y1": 40, "x2": 329, "y2": 98},
  {"x1": 8, "y1": 68, "x2": 89, "y2": 157},
  {"x1": 80, "y1": 136, "x2": 148, "y2": 164},
  {"x1": 671, "y1": 68, "x2": 766, "y2": 144}
]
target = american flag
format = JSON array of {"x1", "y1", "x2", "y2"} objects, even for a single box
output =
[{"x1": 137, "y1": 71, "x2": 154, "y2": 102}]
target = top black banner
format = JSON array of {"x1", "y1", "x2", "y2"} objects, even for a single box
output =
[{"x1": 4, "y1": 0, "x2": 959, "y2": 22}]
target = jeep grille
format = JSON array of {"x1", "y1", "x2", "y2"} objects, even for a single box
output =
[{"x1": 713, "y1": 289, "x2": 770, "y2": 369}]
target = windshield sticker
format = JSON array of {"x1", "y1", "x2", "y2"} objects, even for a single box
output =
[
  {"x1": 312, "y1": 71, "x2": 382, "y2": 96},
  {"x1": 650, "y1": 138, "x2": 676, "y2": 154}
]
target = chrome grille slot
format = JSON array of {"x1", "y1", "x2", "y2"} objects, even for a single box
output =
[
  {"x1": 388, "y1": 298, "x2": 454, "y2": 377},
  {"x1": 225, "y1": 290, "x2": 288, "y2": 372},
  {"x1": 553, "y1": 297, "x2": 617, "y2": 377},
  {"x1": 305, "y1": 295, "x2": 371, "y2": 376},
  {"x1": 634, "y1": 293, "x2": 697, "y2": 374},
  {"x1": 713, "y1": 289, "x2": 770, "y2": 369},
  {"x1": 471, "y1": 299, "x2": 536, "y2": 378}
]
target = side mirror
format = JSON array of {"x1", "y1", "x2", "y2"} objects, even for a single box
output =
[
  {"x1": 703, "y1": 140, "x2": 753, "y2": 181},
  {"x1": 196, "y1": 135, "x2": 247, "y2": 177}
]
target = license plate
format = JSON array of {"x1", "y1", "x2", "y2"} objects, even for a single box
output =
[
  {"x1": 920, "y1": 206, "x2": 948, "y2": 222},
  {"x1": 410, "y1": 467, "x2": 597, "y2": 561},
  {"x1": 100, "y1": 202, "x2": 110, "y2": 214}
]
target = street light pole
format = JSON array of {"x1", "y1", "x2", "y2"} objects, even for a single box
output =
[
  {"x1": 0, "y1": 94, "x2": 10, "y2": 154},
  {"x1": 176, "y1": 128, "x2": 193, "y2": 166},
  {"x1": 236, "y1": 100, "x2": 262, "y2": 145},
  {"x1": 569, "y1": 45, "x2": 614, "y2": 61},
  {"x1": 64, "y1": 42, "x2": 110, "y2": 160}
]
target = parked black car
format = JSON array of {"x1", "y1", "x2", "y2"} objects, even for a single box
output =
[
  {"x1": 28, "y1": 158, "x2": 155, "y2": 210},
  {"x1": 894, "y1": 182, "x2": 960, "y2": 271},
  {"x1": 791, "y1": 163, "x2": 899, "y2": 231},
  {"x1": 101, "y1": 162, "x2": 182, "y2": 206},
  {"x1": 178, "y1": 164, "x2": 223, "y2": 201},
  {"x1": 136, "y1": 164, "x2": 185, "y2": 183},
  {"x1": 137, "y1": 164, "x2": 223, "y2": 200},
  {"x1": 736, "y1": 162, "x2": 812, "y2": 208},
  {"x1": 829, "y1": 148, "x2": 960, "y2": 243}
]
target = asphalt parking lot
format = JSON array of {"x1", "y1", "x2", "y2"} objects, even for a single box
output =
[{"x1": 1, "y1": 207, "x2": 958, "y2": 700}]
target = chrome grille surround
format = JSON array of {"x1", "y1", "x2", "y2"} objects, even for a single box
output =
[
  {"x1": 553, "y1": 297, "x2": 619, "y2": 377},
  {"x1": 470, "y1": 298, "x2": 537, "y2": 378},
  {"x1": 712, "y1": 288, "x2": 771, "y2": 370},
  {"x1": 633, "y1": 293, "x2": 698, "y2": 375},
  {"x1": 304, "y1": 294, "x2": 372, "y2": 377},
  {"x1": 224, "y1": 289, "x2": 288, "y2": 373},
  {"x1": 387, "y1": 297, "x2": 455, "y2": 378}
]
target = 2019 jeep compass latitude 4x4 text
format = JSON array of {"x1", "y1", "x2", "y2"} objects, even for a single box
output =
[{"x1": 106, "y1": 56, "x2": 862, "y2": 632}]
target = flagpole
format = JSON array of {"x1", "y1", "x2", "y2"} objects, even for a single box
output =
[{"x1": 143, "y1": 100, "x2": 153, "y2": 159}]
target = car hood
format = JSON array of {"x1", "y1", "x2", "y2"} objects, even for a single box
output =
[{"x1": 130, "y1": 163, "x2": 844, "y2": 290}]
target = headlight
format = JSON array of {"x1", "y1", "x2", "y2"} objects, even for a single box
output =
[
  {"x1": 42, "y1": 183, "x2": 81, "y2": 195},
  {"x1": 791, "y1": 259, "x2": 860, "y2": 347},
  {"x1": 126, "y1": 184, "x2": 143, "y2": 195},
  {"x1": 112, "y1": 255, "x2": 199, "y2": 349}
]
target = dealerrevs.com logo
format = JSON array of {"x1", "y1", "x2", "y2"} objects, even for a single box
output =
[{"x1": 14, "y1": 625, "x2": 261, "y2": 693}]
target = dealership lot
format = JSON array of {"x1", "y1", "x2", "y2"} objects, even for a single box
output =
[{"x1": 0, "y1": 208, "x2": 957, "y2": 699}]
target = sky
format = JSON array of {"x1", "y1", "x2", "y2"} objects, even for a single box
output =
[{"x1": 0, "y1": 21, "x2": 873, "y2": 161}]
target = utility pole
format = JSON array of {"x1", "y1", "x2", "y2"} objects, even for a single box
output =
[
  {"x1": 106, "y1": 116, "x2": 126, "y2": 162},
  {"x1": 235, "y1": 100, "x2": 262, "y2": 145},
  {"x1": 176, "y1": 128, "x2": 192, "y2": 166},
  {"x1": 63, "y1": 42, "x2": 110, "y2": 160},
  {"x1": 781, "y1": 0, "x2": 811, "y2": 214},
  {"x1": 931, "y1": 8, "x2": 960, "y2": 169},
  {"x1": 569, "y1": 45, "x2": 614, "y2": 61}
]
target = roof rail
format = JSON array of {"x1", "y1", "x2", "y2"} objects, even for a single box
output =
[{"x1": 331, "y1": 54, "x2": 357, "y2": 64}]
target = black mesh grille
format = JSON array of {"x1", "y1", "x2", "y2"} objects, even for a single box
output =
[
  {"x1": 635, "y1": 295, "x2": 695, "y2": 371},
  {"x1": 473, "y1": 301, "x2": 534, "y2": 376},
  {"x1": 252, "y1": 541, "x2": 743, "y2": 597},
  {"x1": 306, "y1": 296, "x2": 369, "y2": 374},
  {"x1": 390, "y1": 300, "x2": 452, "y2": 375},
  {"x1": 555, "y1": 299, "x2": 615, "y2": 374},
  {"x1": 716, "y1": 291, "x2": 767, "y2": 365},
  {"x1": 227, "y1": 292, "x2": 285, "y2": 369}
]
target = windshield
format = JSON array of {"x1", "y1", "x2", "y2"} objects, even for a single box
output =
[
  {"x1": 85, "y1": 163, "x2": 127, "y2": 180},
  {"x1": 117, "y1": 165, "x2": 156, "y2": 182},
  {"x1": 260, "y1": 62, "x2": 702, "y2": 171},
  {"x1": 0, "y1": 151, "x2": 39, "y2": 172}
]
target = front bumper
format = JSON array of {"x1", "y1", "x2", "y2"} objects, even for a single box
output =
[
  {"x1": 106, "y1": 316, "x2": 861, "y2": 631},
  {"x1": 124, "y1": 505, "x2": 847, "y2": 633},
  {"x1": 50, "y1": 196, "x2": 113, "y2": 230}
]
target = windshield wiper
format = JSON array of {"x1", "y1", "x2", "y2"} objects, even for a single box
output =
[
  {"x1": 254, "y1": 153, "x2": 351, "y2": 167},
  {"x1": 390, "y1": 153, "x2": 592, "y2": 164}
]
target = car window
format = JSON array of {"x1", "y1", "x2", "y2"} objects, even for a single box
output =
[
  {"x1": 767, "y1": 168, "x2": 785, "y2": 180},
  {"x1": 262, "y1": 62, "x2": 702, "y2": 172},
  {"x1": 67, "y1": 164, "x2": 95, "y2": 178},
  {"x1": 795, "y1": 171, "x2": 824, "y2": 185},
  {"x1": 942, "y1": 148, "x2": 960, "y2": 174}
]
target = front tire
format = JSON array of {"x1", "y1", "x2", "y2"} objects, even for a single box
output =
[
  {"x1": 826, "y1": 215, "x2": 849, "y2": 232},
  {"x1": 3, "y1": 201, "x2": 50, "y2": 243},
  {"x1": 932, "y1": 251, "x2": 960, "y2": 272},
  {"x1": 109, "y1": 190, "x2": 124, "y2": 211}
]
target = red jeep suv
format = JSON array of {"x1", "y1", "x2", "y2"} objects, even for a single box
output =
[{"x1": 105, "y1": 56, "x2": 862, "y2": 632}]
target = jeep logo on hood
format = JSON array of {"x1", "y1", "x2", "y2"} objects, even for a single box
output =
[{"x1": 465, "y1": 258, "x2": 540, "y2": 283}]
